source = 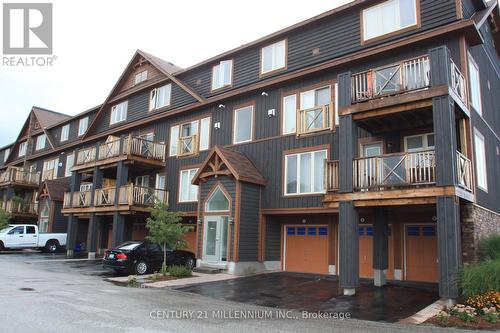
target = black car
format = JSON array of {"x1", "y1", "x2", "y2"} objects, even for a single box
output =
[{"x1": 102, "y1": 241, "x2": 196, "y2": 275}]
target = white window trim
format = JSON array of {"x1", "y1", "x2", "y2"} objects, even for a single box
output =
[
  {"x1": 284, "y1": 149, "x2": 327, "y2": 196},
  {"x1": 60, "y1": 124, "x2": 70, "y2": 142},
  {"x1": 169, "y1": 117, "x2": 211, "y2": 156},
  {"x1": 42, "y1": 157, "x2": 59, "y2": 181},
  {"x1": 64, "y1": 153, "x2": 74, "y2": 177},
  {"x1": 78, "y1": 117, "x2": 89, "y2": 137},
  {"x1": 468, "y1": 54, "x2": 482, "y2": 116},
  {"x1": 149, "y1": 83, "x2": 172, "y2": 111},
  {"x1": 35, "y1": 134, "x2": 46, "y2": 151},
  {"x1": 18, "y1": 142, "x2": 27, "y2": 157},
  {"x1": 473, "y1": 129, "x2": 488, "y2": 192},
  {"x1": 362, "y1": 0, "x2": 418, "y2": 42},
  {"x1": 403, "y1": 132, "x2": 434, "y2": 152},
  {"x1": 178, "y1": 168, "x2": 199, "y2": 203},
  {"x1": 3, "y1": 148, "x2": 10, "y2": 162},
  {"x1": 260, "y1": 39, "x2": 287, "y2": 75},
  {"x1": 134, "y1": 70, "x2": 148, "y2": 85},
  {"x1": 233, "y1": 105, "x2": 254, "y2": 144},
  {"x1": 211, "y1": 60, "x2": 233, "y2": 91},
  {"x1": 204, "y1": 186, "x2": 230, "y2": 213},
  {"x1": 282, "y1": 94, "x2": 297, "y2": 135},
  {"x1": 110, "y1": 101, "x2": 128, "y2": 125}
]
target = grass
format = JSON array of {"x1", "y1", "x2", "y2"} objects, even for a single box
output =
[{"x1": 478, "y1": 235, "x2": 500, "y2": 261}]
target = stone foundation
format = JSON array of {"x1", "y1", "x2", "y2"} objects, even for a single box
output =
[{"x1": 461, "y1": 203, "x2": 500, "y2": 263}]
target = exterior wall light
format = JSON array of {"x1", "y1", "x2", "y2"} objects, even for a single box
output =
[
  {"x1": 267, "y1": 109, "x2": 276, "y2": 117},
  {"x1": 214, "y1": 122, "x2": 221, "y2": 130}
]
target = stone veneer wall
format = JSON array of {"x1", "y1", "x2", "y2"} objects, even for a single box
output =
[{"x1": 461, "y1": 203, "x2": 500, "y2": 263}]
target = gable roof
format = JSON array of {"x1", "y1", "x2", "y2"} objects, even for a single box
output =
[
  {"x1": 83, "y1": 50, "x2": 204, "y2": 139},
  {"x1": 32, "y1": 106, "x2": 71, "y2": 129},
  {"x1": 473, "y1": 0, "x2": 500, "y2": 55},
  {"x1": 192, "y1": 146, "x2": 266, "y2": 186},
  {"x1": 38, "y1": 177, "x2": 70, "y2": 201}
]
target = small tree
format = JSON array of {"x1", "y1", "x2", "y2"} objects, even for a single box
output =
[
  {"x1": 0, "y1": 207, "x2": 10, "y2": 230},
  {"x1": 145, "y1": 202, "x2": 192, "y2": 271}
]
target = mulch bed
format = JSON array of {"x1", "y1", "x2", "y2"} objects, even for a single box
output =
[
  {"x1": 147, "y1": 275, "x2": 179, "y2": 282},
  {"x1": 427, "y1": 315, "x2": 500, "y2": 330}
]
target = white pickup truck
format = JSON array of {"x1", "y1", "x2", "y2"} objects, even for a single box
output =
[{"x1": 0, "y1": 224, "x2": 67, "y2": 253}]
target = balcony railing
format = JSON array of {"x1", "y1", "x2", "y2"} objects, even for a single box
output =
[
  {"x1": 1, "y1": 200, "x2": 38, "y2": 215},
  {"x1": 41, "y1": 169, "x2": 57, "y2": 181},
  {"x1": 297, "y1": 103, "x2": 333, "y2": 135},
  {"x1": 75, "y1": 135, "x2": 166, "y2": 167},
  {"x1": 118, "y1": 185, "x2": 168, "y2": 206},
  {"x1": 63, "y1": 185, "x2": 168, "y2": 209},
  {"x1": 450, "y1": 59, "x2": 467, "y2": 105},
  {"x1": 324, "y1": 160, "x2": 339, "y2": 191},
  {"x1": 351, "y1": 55, "x2": 430, "y2": 103},
  {"x1": 177, "y1": 134, "x2": 199, "y2": 157},
  {"x1": 94, "y1": 187, "x2": 116, "y2": 206},
  {"x1": 456, "y1": 151, "x2": 472, "y2": 192},
  {"x1": 0, "y1": 167, "x2": 40, "y2": 187}
]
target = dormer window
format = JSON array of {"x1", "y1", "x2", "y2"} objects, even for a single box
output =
[
  {"x1": 211, "y1": 60, "x2": 233, "y2": 91},
  {"x1": 261, "y1": 40, "x2": 287, "y2": 75},
  {"x1": 134, "y1": 70, "x2": 148, "y2": 85},
  {"x1": 362, "y1": 0, "x2": 418, "y2": 43},
  {"x1": 35, "y1": 134, "x2": 46, "y2": 151}
]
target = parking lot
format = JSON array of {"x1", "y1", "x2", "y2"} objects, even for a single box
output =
[{"x1": 0, "y1": 251, "x2": 474, "y2": 333}]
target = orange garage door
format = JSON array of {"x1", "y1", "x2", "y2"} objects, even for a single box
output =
[
  {"x1": 405, "y1": 225, "x2": 438, "y2": 283},
  {"x1": 359, "y1": 225, "x2": 394, "y2": 279},
  {"x1": 284, "y1": 225, "x2": 329, "y2": 274}
]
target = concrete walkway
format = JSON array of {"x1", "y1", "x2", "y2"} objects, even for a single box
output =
[{"x1": 106, "y1": 272, "x2": 239, "y2": 288}]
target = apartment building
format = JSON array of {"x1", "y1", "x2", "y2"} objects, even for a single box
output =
[{"x1": 0, "y1": 0, "x2": 499, "y2": 300}]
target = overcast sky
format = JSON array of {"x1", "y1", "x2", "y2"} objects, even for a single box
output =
[{"x1": 0, "y1": 0, "x2": 352, "y2": 147}]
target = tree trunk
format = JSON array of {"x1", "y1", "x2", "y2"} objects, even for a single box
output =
[{"x1": 163, "y1": 241, "x2": 167, "y2": 268}]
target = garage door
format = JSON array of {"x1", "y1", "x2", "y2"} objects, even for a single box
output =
[
  {"x1": 284, "y1": 225, "x2": 329, "y2": 274},
  {"x1": 405, "y1": 225, "x2": 438, "y2": 283},
  {"x1": 359, "y1": 225, "x2": 394, "y2": 279}
]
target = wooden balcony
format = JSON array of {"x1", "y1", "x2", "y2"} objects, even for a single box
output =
[
  {"x1": 61, "y1": 185, "x2": 168, "y2": 215},
  {"x1": 1, "y1": 200, "x2": 38, "y2": 218},
  {"x1": 72, "y1": 135, "x2": 166, "y2": 171},
  {"x1": 297, "y1": 103, "x2": 334, "y2": 136},
  {"x1": 0, "y1": 167, "x2": 40, "y2": 188},
  {"x1": 344, "y1": 55, "x2": 468, "y2": 119},
  {"x1": 324, "y1": 149, "x2": 473, "y2": 207},
  {"x1": 177, "y1": 134, "x2": 199, "y2": 157}
]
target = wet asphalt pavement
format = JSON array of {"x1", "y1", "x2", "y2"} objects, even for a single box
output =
[{"x1": 0, "y1": 250, "x2": 476, "y2": 333}]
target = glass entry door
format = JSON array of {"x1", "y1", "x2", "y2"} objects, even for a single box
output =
[{"x1": 203, "y1": 216, "x2": 228, "y2": 263}]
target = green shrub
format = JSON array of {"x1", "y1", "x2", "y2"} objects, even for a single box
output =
[
  {"x1": 478, "y1": 235, "x2": 500, "y2": 261},
  {"x1": 168, "y1": 265, "x2": 192, "y2": 278},
  {"x1": 484, "y1": 312, "x2": 499, "y2": 323},
  {"x1": 160, "y1": 263, "x2": 168, "y2": 276},
  {"x1": 461, "y1": 259, "x2": 500, "y2": 297}
]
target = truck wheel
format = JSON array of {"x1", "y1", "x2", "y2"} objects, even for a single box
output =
[
  {"x1": 134, "y1": 260, "x2": 148, "y2": 275},
  {"x1": 45, "y1": 241, "x2": 59, "y2": 253}
]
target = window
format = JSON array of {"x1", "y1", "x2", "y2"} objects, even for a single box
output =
[
  {"x1": 135, "y1": 175, "x2": 150, "y2": 187},
  {"x1": 110, "y1": 101, "x2": 128, "y2": 125},
  {"x1": 233, "y1": 105, "x2": 254, "y2": 144},
  {"x1": 283, "y1": 94, "x2": 297, "y2": 134},
  {"x1": 212, "y1": 60, "x2": 233, "y2": 90},
  {"x1": 35, "y1": 134, "x2": 46, "y2": 151},
  {"x1": 205, "y1": 186, "x2": 230, "y2": 212},
  {"x1": 362, "y1": 0, "x2": 418, "y2": 42},
  {"x1": 42, "y1": 158, "x2": 58, "y2": 181},
  {"x1": 468, "y1": 55, "x2": 482, "y2": 115},
  {"x1": 404, "y1": 133, "x2": 434, "y2": 152},
  {"x1": 64, "y1": 153, "x2": 74, "y2": 177},
  {"x1": 26, "y1": 226, "x2": 35, "y2": 234},
  {"x1": 78, "y1": 117, "x2": 88, "y2": 136},
  {"x1": 3, "y1": 148, "x2": 10, "y2": 162},
  {"x1": 169, "y1": 117, "x2": 211, "y2": 156},
  {"x1": 134, "y1": 70, "x2": 148, "y2": 85},
  {"x1": 149, "y1": 84, "x2": 172, "y2": 111},
  {"x1": 18, "y1": 141, "x2": 27, "y2": 157},
  {"x1": 284, "y1": 149, "x2": 327, "y2": 195},
  {"x1": 60, "y1": 124, "x2": 70, "y2": 142},
  {"x1": 474, "y1": 130, "x2": 487, "y2": 191},
  {"x1": 261, "y1": 40, "x2": 286, "y2": 74},
  {"x1": 298, "y1": 86, "x2": 332, "y2": 134},
  {"x1": 179, "y1": 168, "x2": 198, "y2": 202}
]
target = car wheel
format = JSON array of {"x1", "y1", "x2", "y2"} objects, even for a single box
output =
[
  {"x1": 0, "y1": 241, "x2": 4, "y2": 251},
  {"x1": 185, "y1": 257, "x2": 195, "y2": 269},
  {"x1": 45, "y1": 241, "x2": 59, "y2": 253},
  {"x1": 134, "y1": 261, "x2": 148, "y2": 275}
]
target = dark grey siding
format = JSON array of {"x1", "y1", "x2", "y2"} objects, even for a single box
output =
[
  {"x1": 461, "y1": 0, "x2": 476, "y2": 18},
  {"x1": 47, "y1": 111, "x2": 97, "y2": 148},
  {"x1": 265, "y1": 216, "x2": 282, "y2": 261},
  {"x1": 238, "y1": 183, "x2": 261, "y2": 262},
  {"x1": 92, "y1": 82, "x2": 198, "y2": 135},
  {"x1": 179, "y1": 0, "x2": 457, "y2": 99},
  {"x1": 51, "y1": 201, "x2": 67, "y2": 233}
]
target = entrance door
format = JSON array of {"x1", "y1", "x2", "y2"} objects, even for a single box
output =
[{"x1": 203, "y1": 216, "x2": 228, "y2": 263}]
